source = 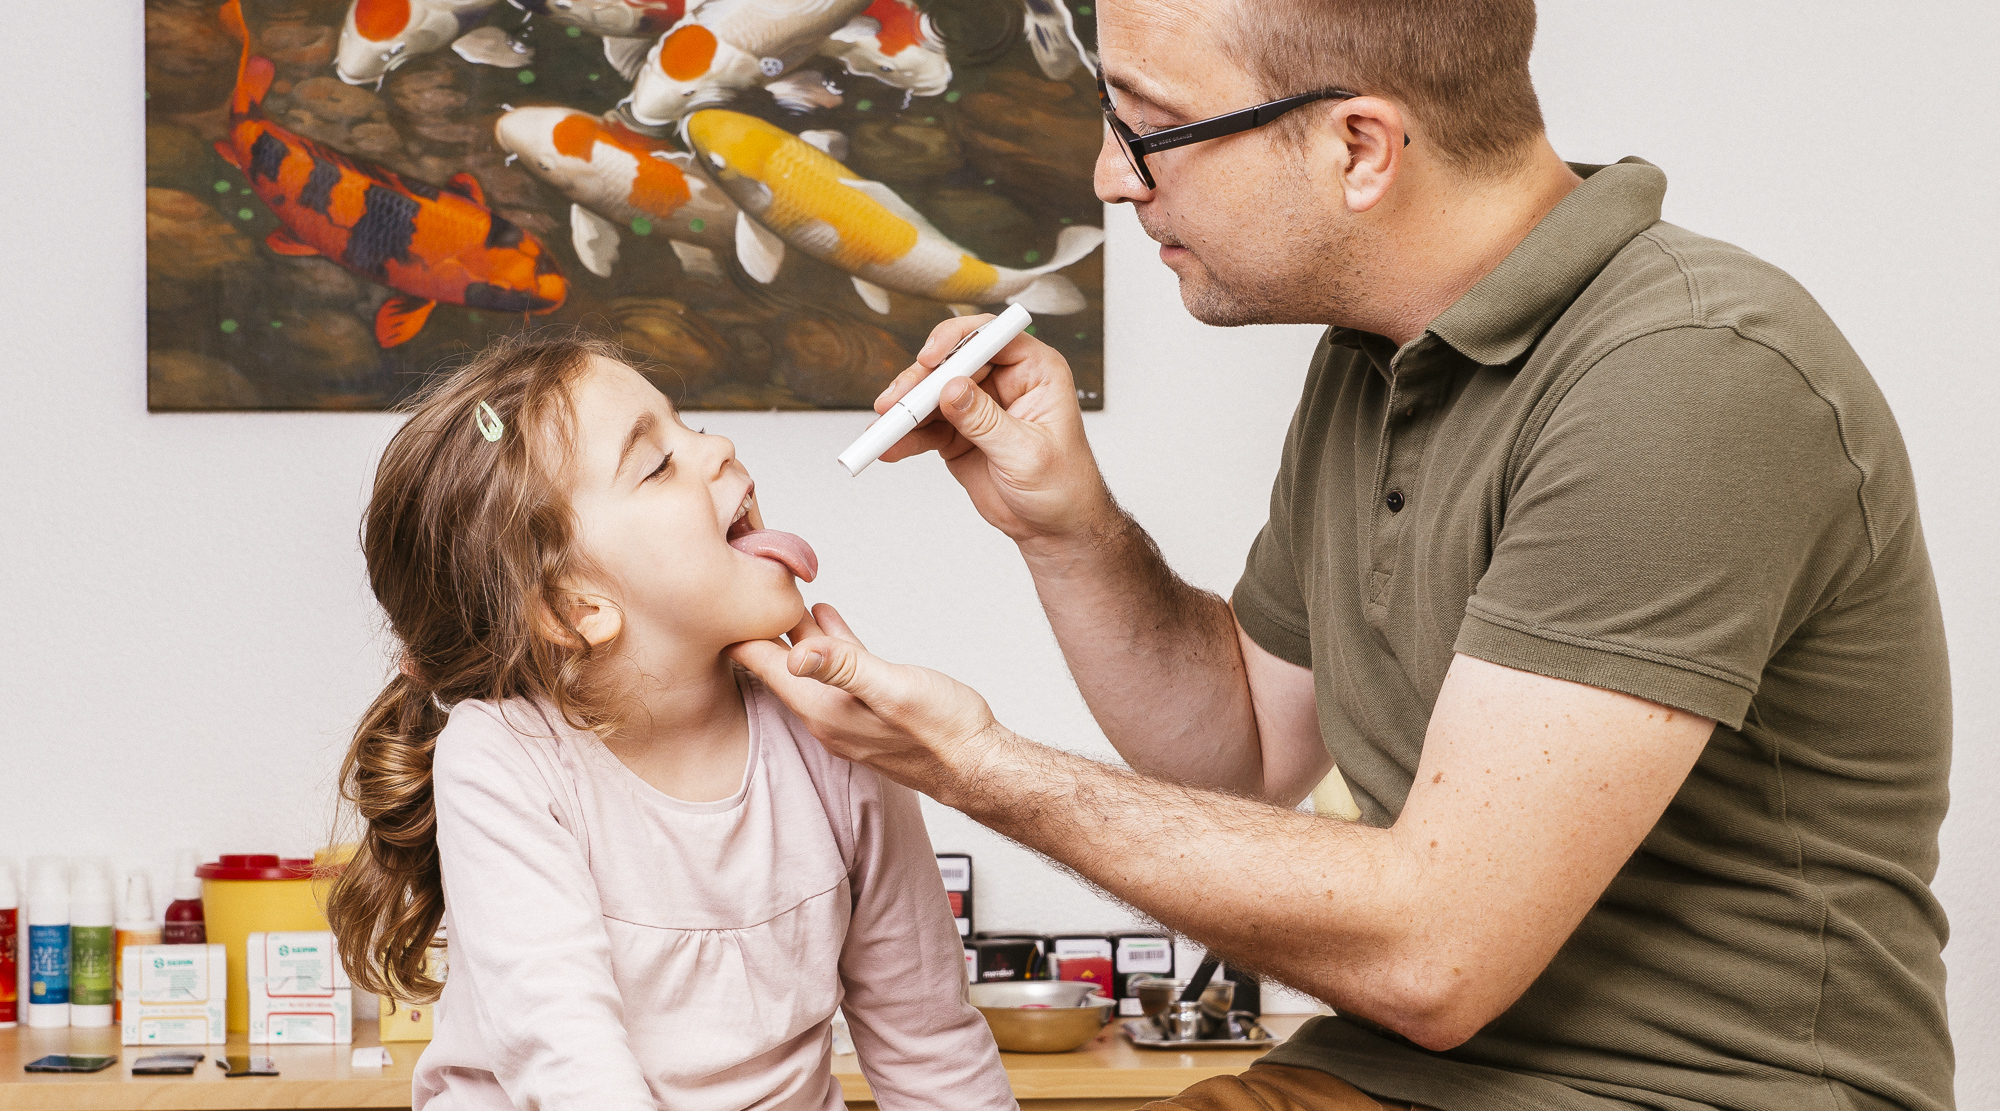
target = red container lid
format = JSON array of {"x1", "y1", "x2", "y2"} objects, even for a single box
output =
[{"x1": 195, "y1": 854, "x2": 315, "y2": 881}]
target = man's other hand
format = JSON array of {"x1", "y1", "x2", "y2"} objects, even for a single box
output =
[{"x1": 728, "y1": 603, "x2": 1005, "y2": 797}]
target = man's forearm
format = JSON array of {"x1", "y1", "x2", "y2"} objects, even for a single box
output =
[
  {"x1": 944, "y1": 726, "x2": 1424, "y2": 1031},
  {"x1": 1018, "y1": 507, "x2": 1266, "y2": 793}
]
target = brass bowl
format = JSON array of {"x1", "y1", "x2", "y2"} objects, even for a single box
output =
[{"x1": 968, "y1": 981, "x2": 1116, "y2": 1053}]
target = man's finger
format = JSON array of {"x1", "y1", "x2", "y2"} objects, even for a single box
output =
[
  {"x1": 781, "y1": 610, "x2": 825, "y2": 648},
  {"x1": 811, "y1": 603, "x2": 863, "y2": 646},
  {"x1": 937, "y1": 375, "x2": 1019, "y2": 449},
  {"x1": 879, "y1": 315, "x2": 996, "y2": 411},
  {"x1": 917, "y1": 314, "x2": 995, "y2": 365},
  {"x1": 879, "y1": 418, "x2": 960, "y2": 463},
  {"x1": 725, "y1": 637, "x2": 792, "y2": 684},
  {"x1": 788, "y1": 635, "x2": 876, "y2": 699}
]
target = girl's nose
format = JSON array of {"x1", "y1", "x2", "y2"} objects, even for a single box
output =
[{"x1": 700, "y1": 428, "x2": 739, "y2": 476}]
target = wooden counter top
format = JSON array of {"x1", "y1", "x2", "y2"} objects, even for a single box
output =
[{"x1": 2, "y1": 1015, "x2": 1310, "y2": 1110}]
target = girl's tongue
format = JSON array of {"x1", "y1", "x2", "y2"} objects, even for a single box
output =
[{"x1": 728, "y1": 529, "x2": 819, "y2": 582}]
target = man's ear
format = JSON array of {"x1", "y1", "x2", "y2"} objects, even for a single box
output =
[
  {"x1": 541, "y1": 592, "x2": 623, "y2": 648},
  {"x1": 1328, "y1": 96, "x2": 1407, "y2": 214}
]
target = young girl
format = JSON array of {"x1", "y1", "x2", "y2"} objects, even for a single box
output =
[{"x1": 326, "y1": 334, "x2": 1014, "y2": 1111}]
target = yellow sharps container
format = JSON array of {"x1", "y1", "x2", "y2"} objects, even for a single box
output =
[{"x1": 196, "y1": 855, "x2": 327, "y2": 1034}]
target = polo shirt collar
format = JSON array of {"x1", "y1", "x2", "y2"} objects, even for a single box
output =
[
  {"x1": 1327, "y1": 157, "x2": 1668, "y2": 371},
  {"x1": 1428, "y1": 157, "x2": 1667, "y2": 367}
]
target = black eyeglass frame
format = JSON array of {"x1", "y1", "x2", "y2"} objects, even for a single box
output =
[{"x1": 1097, "y1": 75, "x2": 1402, "y2": 189}]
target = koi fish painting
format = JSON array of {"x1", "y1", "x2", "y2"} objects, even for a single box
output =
[{"x1": 146, "y1": 0, "x2": 1105, "y2": 412}]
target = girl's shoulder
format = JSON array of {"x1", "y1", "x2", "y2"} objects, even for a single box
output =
[{"x1": 433, "y1": 697, "x2": 584, "y2": 791}]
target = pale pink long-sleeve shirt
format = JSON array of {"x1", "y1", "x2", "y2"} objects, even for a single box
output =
[{"x1": 412, "y1": 673, "x2": 1015, "y2": 1111}]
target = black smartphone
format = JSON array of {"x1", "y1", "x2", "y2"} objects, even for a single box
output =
[
  {"x1": 24, "y1": 1054, "x2": 119, "y2": 1073},
  {"x1": 217, "y1": 1054, "x2": 280, "y2": 1077},
  {"x1": 132, "y1": 1052, "x2": 206, "y2": 1075}
]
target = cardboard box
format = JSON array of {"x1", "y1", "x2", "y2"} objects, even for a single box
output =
[
  {"x1": 1110, "y1": 931, "x2": 1174, "y2": 1016},
  {"x1": 935, "y1": 854, "x2": 973, "y2": 940},
  {"x1": 247, "y1": 931, "x2": 351, "y2": 1044},
  {"x1": 121, "y1": 944, "x2": 226, "y2": 1045}
]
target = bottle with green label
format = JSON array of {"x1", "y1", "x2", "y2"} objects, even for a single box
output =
[{"x1": 68, "y1": 860, "x2": 115, "y2": 1027}]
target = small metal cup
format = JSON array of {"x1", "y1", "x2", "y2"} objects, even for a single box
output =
[{"x1": 1165, "y1": 999, "x2": 1205, "y2": 1041}]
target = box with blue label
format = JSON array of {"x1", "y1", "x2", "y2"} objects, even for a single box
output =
[
  {"x1": 247, "y1": 931, "x2": 352, "y2": 1044},
  {"x1": 121, "y1": 944, "x2": 227, "y2": 1045}
]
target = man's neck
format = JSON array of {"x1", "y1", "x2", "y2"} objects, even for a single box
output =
[{"x1": 1348, "y1": 139, "x2": 1582, "y2": 348}]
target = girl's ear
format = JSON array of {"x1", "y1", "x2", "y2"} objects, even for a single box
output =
[{"x1": 542, "y1": 593, "x2": 623, "y2": 648}]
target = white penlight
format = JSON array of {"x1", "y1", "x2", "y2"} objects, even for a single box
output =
[{"x1": 837, "y1": 304, "x2": 1034, "y2": 477}]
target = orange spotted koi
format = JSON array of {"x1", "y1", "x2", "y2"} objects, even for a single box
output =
[
  {"x1": 215, "y1": 0, "x2": 566, "y2": 347},
  {"x1": 820, "y1": 0, "x2": 949, "y2": 97}
]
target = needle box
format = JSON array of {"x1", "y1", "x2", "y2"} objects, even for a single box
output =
[
  {"x1": 120, "y1": 944, "x2": 226, "y2": 1045},
  {"x1": 246, "y1": 931, "x2": 351, "y2": 1044}
]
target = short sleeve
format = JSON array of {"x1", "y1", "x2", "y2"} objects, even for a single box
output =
[{"x1": 1458, "y1": 327, "x2": 1873, "y2": 729}]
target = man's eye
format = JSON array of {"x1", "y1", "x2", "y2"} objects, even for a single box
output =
[{"x1": 648, "y1": 453, "x2": 673, "y2": 480}]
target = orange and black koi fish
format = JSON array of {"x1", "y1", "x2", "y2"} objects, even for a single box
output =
[{"x1": 214, "y1": 0, "x2": 566, "y2": 347}]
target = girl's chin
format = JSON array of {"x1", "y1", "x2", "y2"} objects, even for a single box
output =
[{"x1": 727, "y1": 590, "x2": 808, "y2": 646}]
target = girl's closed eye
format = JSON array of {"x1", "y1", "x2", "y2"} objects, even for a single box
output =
[{"x1": 648, "y1": 452, "x2": 673, "y2": 481}]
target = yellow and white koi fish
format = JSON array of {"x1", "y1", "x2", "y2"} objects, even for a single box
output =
[
  {"x1": 495, "y1": 107, "x2": 737, "y2": 279},
  {"x1": 335, "y1": 0, "x2": 502, "y2": 85},
  {"x1": 683, "y1": 109, "x2": 1103, "y2": 314},
  {"x1": 818, "y1": 0, "x2": 950, "y2": 97},
  {"x1": 624, "y1": 0, "x2": 873, "y2": 126}
]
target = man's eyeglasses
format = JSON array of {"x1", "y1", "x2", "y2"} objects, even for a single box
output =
[{"x1": 1097, "y1": 75, "x2": 1402, "y2": 190}]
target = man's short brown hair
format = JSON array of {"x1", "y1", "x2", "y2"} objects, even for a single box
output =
[{"x1": 1230, "y1": 0, "x2": 1545, "y2": 177}]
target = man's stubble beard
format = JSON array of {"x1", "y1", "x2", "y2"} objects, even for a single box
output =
[{"x1": 1166, "y1": 215, "x2": 1373, "y2": 329}]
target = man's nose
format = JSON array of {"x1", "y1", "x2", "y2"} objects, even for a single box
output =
[{"x1": 1094, "y1": 124, "x2": 1151, "y2": 206}]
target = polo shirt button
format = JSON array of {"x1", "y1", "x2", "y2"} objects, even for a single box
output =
[{"x1": 1386, "y1": 490, "x2": 1405, "y2": 512}]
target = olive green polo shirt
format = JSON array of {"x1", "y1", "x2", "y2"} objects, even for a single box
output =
[{"x1": 1233, "y1": 159, "x2": 1953, "y2": 1111}]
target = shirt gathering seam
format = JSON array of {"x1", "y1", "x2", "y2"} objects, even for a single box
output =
[
  {"x1": 599, "y1": 874, "x2": 849, "y2": 934},
  {"x1": 1463, "y1": 601, "x2": 1761, "y2": 690}
]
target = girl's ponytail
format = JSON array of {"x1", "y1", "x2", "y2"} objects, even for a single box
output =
[
  {"x1": 327, "y1": 673, "x2": 449, "y2": 1001},
  {"x1": 323, "y1": 332, "x2": 620, "y2": 1004}
]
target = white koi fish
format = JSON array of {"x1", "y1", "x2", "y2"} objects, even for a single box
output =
[
  {"x1": 624, "y1": 0, "x2": 873, "y2": 126},
  {"x1": 819, "y1": 0, "x2": 950, "y2": 97},
  {"x1": 335, "y1": 0, "x2": 501, "y2": 85},
  {"x1": 451, "y1": 25, "x2": 533, "y2": 66},
  {"x1": 505, "y1": 0, "x2": 703, "y2": 79},
  {"x1": 495, "y1": 107, "x2": 737, "y2": 280},
  {"x1": 683, "y1": 109, "x2": 1103, "y2": 314},
  {"x1": 1022, "y1": 0, "x2": 1094, "y2": 81}
]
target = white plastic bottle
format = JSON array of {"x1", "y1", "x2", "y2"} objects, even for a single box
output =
[
  {"x1": 26, "y1": 858, "x2": 69, "y2": 1028},
  {"x1": 114, "y1": 870, "x2": 161, "y2": 1024},
  {"x1": 69, "y1": 860, "x2": 116, "y2": 1027}
]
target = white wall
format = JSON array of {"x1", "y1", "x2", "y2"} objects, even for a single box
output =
[{"x1": 2, "y1": 0, "x2": 1993, "y2": 1100}]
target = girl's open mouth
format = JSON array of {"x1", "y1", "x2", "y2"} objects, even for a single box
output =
[{"x1": 726, "y1": 489, "x2": 818, "y2": 582}]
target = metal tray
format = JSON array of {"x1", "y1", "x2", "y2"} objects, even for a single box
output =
[{"x1": 1120, "y1": 1019, "x2": 1279, "y2": 1050}]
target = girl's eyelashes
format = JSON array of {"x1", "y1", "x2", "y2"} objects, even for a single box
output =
[{"x1": 647, "y1": 452, "x2": 673, "y2": 481}]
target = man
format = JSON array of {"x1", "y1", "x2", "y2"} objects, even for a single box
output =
[{"x1": 732, "y1": 1, "x2": 1954, "y2": 1108}]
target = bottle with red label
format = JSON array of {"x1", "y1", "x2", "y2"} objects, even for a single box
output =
[
  {"x1": 0, "y1": 863, "x2": 18, "y2": 1027},
  {"x1": 161, "y1": 850, "x2": 206, "y2": 945}
]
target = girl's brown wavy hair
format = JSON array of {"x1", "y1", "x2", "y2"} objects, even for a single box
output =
[{"x1": 325, "y1": 332, "x2": 621, "y2": 1002}]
